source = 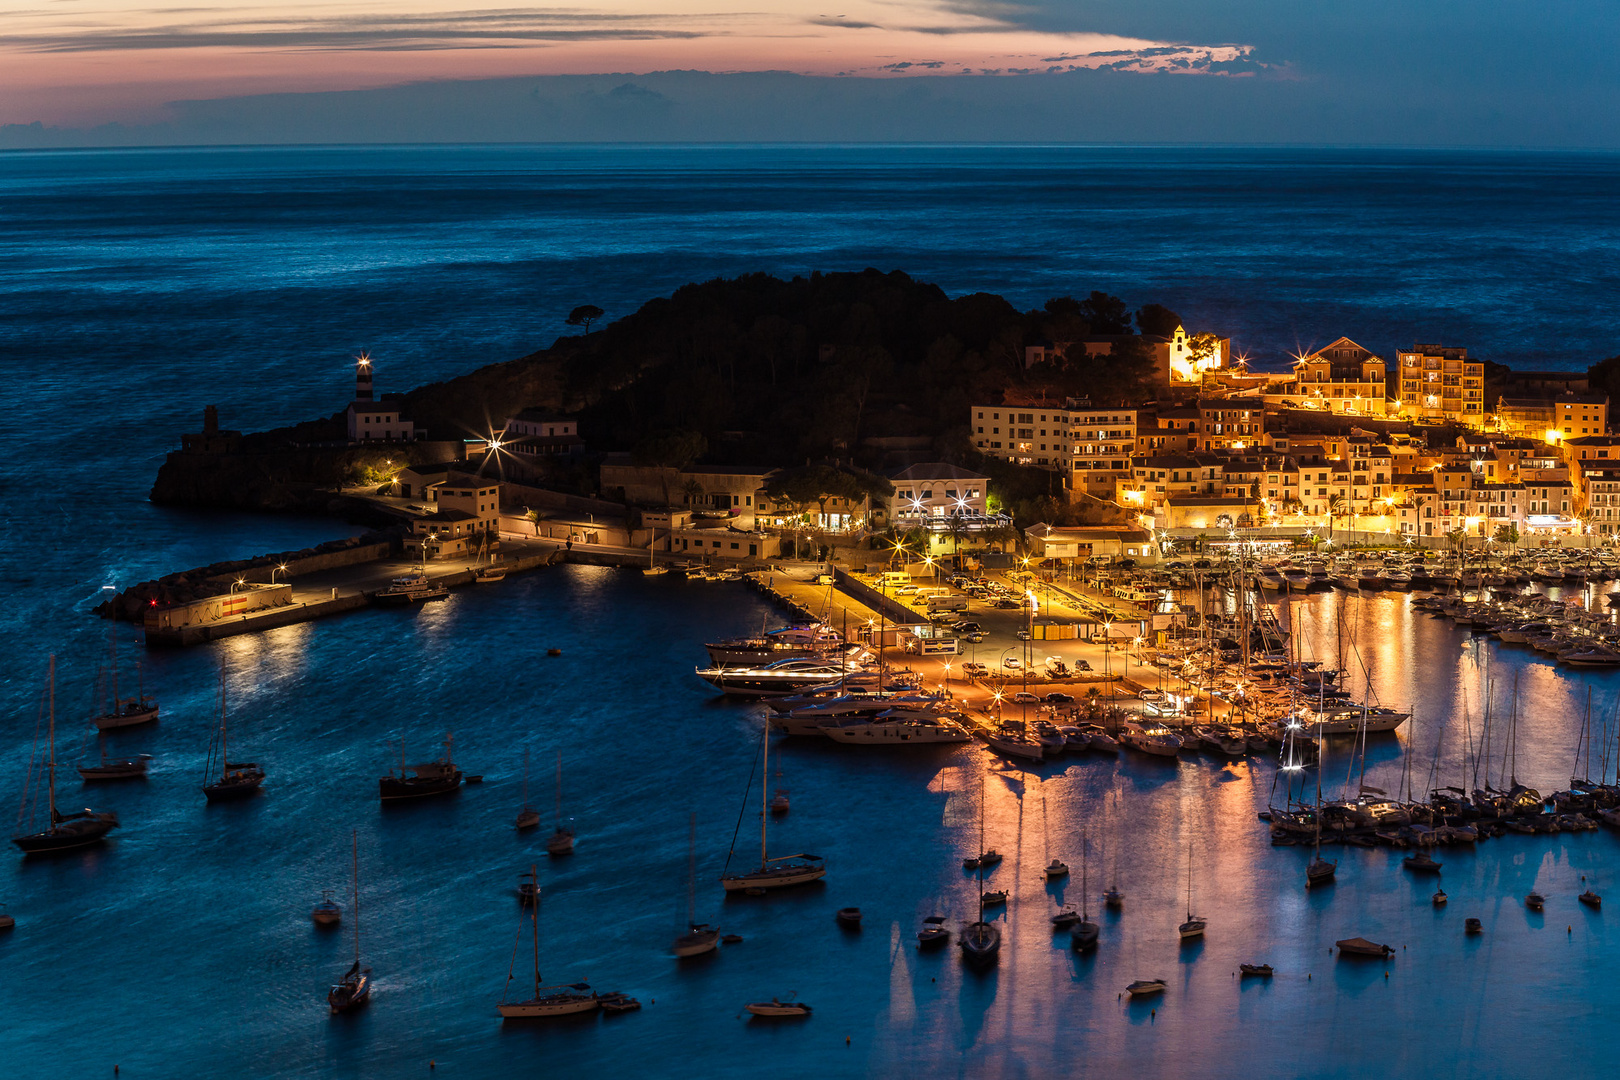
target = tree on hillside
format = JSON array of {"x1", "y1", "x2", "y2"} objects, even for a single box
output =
[
  {"x1": 632, "y1": 428, "x2": 708, "y2": 506},
  {"x1": 1187, "y1": 332, "x2": 1222, "y2": 369},
  {"x1": 1589, "y1": 354, "x2": 1620, "y2": 409},
  {"x1": 1077, "y1": 291, "x2": 1132, "y2": 336},
  {"x1": 566, "y1": 304, "x2": 605, "y2": 335},
  {"x1": 681, "y1": 477, "x2": 705, "y2": 508},
  {"x1": 1136, "y1": 303, "x2": 1182, "y2": 338}
]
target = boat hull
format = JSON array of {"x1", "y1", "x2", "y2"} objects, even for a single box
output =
[
  {"x1": 93, "y1": 704, "x2": 159, "y2": 731},
  {"x1": 203, "y1": 772, "x2": 265, "y2": 801},
  {"x1": 328, "y1": 973, "x2": 371, "y2": 1013},
  {"x1": 498, "y1": 994, "x2": 599, "y2": 1018},
  {"x1": 12, "y1": 815, "x2": 117, "y2": 853},
  {"x1": 378, "y1": 775, "x2": 462, "y2": 799},
  {"x1": 78, "y1": 755, "x2": 151, "y2": 781},
  {"x1": 720, "y1": 864, "x2": 826, "y2": 891}
]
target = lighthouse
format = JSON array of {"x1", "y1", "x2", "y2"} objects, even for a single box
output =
[
  {"x1": 355, "y1": 351, "x2": 374, "y2": 402},
  {"x1": 345, "y1": 352, "x2": 416, "y2": 443}
]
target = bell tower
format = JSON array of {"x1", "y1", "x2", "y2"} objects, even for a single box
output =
[{"x1": 355, "y1": 351, "x2": 374, "y2": 402}]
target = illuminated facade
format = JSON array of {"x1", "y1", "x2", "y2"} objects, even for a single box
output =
[
  {"x1": 1164, "y1": 325, "x2": 1231, "y2": 383},
  {"x1": 1290, "y1": 338, "x2": 1389, "y2": 416},
  {"x1": 345, "y1": 352, "x2": 417, "y2": 443},
  {"x1": 1398, "y1": 344, "x2": 1483, "y2": 423}
]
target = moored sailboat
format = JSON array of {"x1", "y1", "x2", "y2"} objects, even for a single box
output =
[
  {"x1": 14, "y1": 657, "x2": 120, "y2": 854},
  {"x1": 379, "y1": 734, "x2": 461, "y2": 800},
  {"x1": 327, "y1": 829, "x2": 371, "y2": 1014},
  {"x1": 91, "y1": 622, "x2": 158, "y2": 731},
  {"x1": 672, "y1": 813, "x2": 720, "y2": 957},
  {"x1": 719, "y1": 720, "x2": 825, "y2": 892},
  {"x1": 201, "y1": 668, "x2": 264, "y2": 802},
  {"x1": 497, "y1": 864, "x2": 598, "y2": 1019},
  {"x1": 960, "y1": 778, "x2": 1001, "y2": 968},
  {"x1": 545, "y1": 749, "x2": 574, "y2": 855}
]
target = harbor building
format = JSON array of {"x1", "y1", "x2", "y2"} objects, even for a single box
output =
[
  {"x1": 345, "y1": 353, "x2": 417, "y2": 443},
  {"x1": 1495, "y1": 393, "x2": 1610, "y2": 442},
  {"x1": 405, "y1": 472, "x2": 500, "y2": 560},
  {"x1": 501, "y1": 409, "x2": 585, "y2": 458},
  {"x1": 1069, "y1": 407, "x2": 1138, "y2": 498}
]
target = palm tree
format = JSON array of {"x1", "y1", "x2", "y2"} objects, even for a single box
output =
[
  {"x1": 524, "y1": 507, "x2": 541, "y2": 536},
  {"x1": 681, "y1": 478, "x2": 704, "y2": 509},
  {"x1": 1327, "y1": 494, "x2": 1349, "y2": 542}
]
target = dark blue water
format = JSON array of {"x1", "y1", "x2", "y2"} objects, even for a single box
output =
[{"x1": 4, "y1": 145, "x2": 1620, "y2": 1076}]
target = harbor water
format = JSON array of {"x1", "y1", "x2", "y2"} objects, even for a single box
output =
[{"x1": 3, "y1": 145, "x2": 1620, "y2": 1076}]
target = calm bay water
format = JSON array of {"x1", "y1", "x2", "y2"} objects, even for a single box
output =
[{"x1": 3, "y1": 146, "x2": 1620, "y2": 1076}]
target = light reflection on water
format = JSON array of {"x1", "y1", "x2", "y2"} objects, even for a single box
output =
[{"x1": 1, "y1": 574, "x2": 1618, "y2": 1076}]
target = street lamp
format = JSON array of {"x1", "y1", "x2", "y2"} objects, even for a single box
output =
[
  {"x1": 270, "y1": 563, "x2": 289, "y2": 585},
  {"x1": 942, "y1": 660, "x2": 952, "y2": 695}
]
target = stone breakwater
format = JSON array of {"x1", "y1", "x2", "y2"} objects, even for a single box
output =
[{"x1": 96, "y1": 531, "x2": 401, "y2": 621}]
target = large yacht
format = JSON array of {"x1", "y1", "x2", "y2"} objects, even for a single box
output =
[
  {"x1": 1284, "y1": 706, "x2": 1409, "y2": 736},
  {"x1": 696, "y1": 656, "x2": 867, "y2": 697},
  {"x1": 820, "y1": 712, "x2": 972, "y2": 745},
  {"x1": 704, "y1": 623, "x2": 843, "y2": 666}
]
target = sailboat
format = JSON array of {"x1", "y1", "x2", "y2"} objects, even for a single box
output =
[
  {"x1": 327, "y1": 829, "x2": 371, "y2": 1013},
  {"x1": 77, "y1": 705, "x2": 152, "y2": 783},
  {"x1": 642, "y1": 525, "x2": 669, "y2": 576},
  {"x1": 201, "y1": 668, "x2": 264, "y2": 801},
  {"x1": 474, "y1": 549, "x2": 507, "y2": 583},
  {"x1": 1306, "y1": 724, "x2": 1337, "y2": 886},
  {"x1": 1071, "y1": 825, "x2": 1099, "y2": 952},
  {"x1": 1177, "y1": 843, "x2": 1206, "y2": 941},
  {"x1": 497, "y1": 864, "x2": 599, "y2": 1019},
  {"x1": 91, "y1": 623, "x2": 158, "y2": 731},
  {"x1": 719, "y1": 719, "x2": 825, "y2": 891},
  {"x1": 545, "y1": 750, "x2": 574, "y2": 855},
  {"x1": 960, "y1": 777, "x2": 1001, "y2": 967},
  {"x1": 515, "y1": 748, "x2": 540, "y2": 830},
  {"x1": 14, "y1": 657, "x2": 120, "y2": 854},
  {"x1": 671, "y1": 813, "x2": 721, "y2": 957}
]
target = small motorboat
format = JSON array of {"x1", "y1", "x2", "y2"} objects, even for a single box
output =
[
  {"x1": 1464, "y1": 917, "x2": 1483, "y2": 935},
  {"x1": 1045, "y1": 859, "x2": 1070, "y2": 880},
  {"x1": 1526, "y1": 892, "x2": 1545, "y2": 912},
  {"x1": 1336, "y1": 937, "x2": 1394, "y2": 958},
  {"x1": 1433, "y1": 888, "x2": 1448, "y2": 906},
  {"x1": 1580, "y1": 889, "x2": 1602, "y2": 909},
  {"x1": 1239, "y1": 964, "x2": 1273, "y2": 978},
  {"x1": 917, "y1": 916, "x2": 951, "y2": 948},
  {"x1": 963, "y1": 850, "x2": 1003, "y2": 871},
  {"x1": 311, "y1": 893, "x2": 343, "y2": 927},
  {"x1": 1051, "y1": 908, "x2": 1082, "y2": 928},
  {"x1": 746, "y1": 997, "x2": 812, "y2": 1018},
  {"x1": 518, "y1": 875, "x2": 540, "y2": 906},
  {"x1": 599, "y1": 992, "x2": 641, "y2": 1014},
  {"x1": 721, "y1": 933, "x2": 744, "y2": 944},
  {"x1": 1125, "y1": 979, "x2": 1166, "y2": 997},
  {"x1": 835, "y1": 907, "x2": 863, "y2": 927},
  {"x1": 1103, "y1": 886, "x2": 1124, "y2": 909},
  {"x1": 981, "y1": 890, "x2": 1008, "y2": 906},
  {"x1": 0, "y1": 907, "x2": 14, "y2": 931},
  {"x1": 1404, "y1": 852, "x2": 1442, "y2": 874},
  {"x1": 770, "y1": 789, "x2": 790, "y2": 815}
]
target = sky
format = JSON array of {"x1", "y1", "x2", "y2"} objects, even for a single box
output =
[{"x1": 2, "y1": 0, "x2": 1618, "y2": 145}]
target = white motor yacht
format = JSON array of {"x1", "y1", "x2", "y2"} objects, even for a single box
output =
[
  {"x1": 695, "y1": 657, "x2": 864, "y2": 697},
  {"x1": 821, "y1": 713, "x2": 972, "y2": 745},
  {"x1": 1119, "y1": 722, "x2": 1183, "y2": 757},
  {"x1": 705, "y1": 623, "x2": 843, "y2": 666}
]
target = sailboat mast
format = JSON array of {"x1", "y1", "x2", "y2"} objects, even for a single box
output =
[
  {"x1": 530, "y1": 864, "x2": 540, "y2": 997},
  {"x1": 352, "y1": 828, "x2": 361, "y2": 968},
  {"x1": 47, "y1": 655, "x2": 58, "y2": 822},
  {"x1": 108, "y1": 620, "x2": 119, "y2": 707},
  {"x1": 218, "y1": 669, "x2": 228, "y2": 775},
  {"x1": 759, "y1": 720, "x2": 769, "y2": 868},
  {"x1": 687, "y1": 812, "x2": 697, "y2": 928},
  {"x1": 554, "y1": 749, "x2": 562, "y2": 829}
]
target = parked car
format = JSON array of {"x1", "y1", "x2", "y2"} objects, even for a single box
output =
[
  {"x1": 953, "y1": 621, "x2": 982, "y2": 633},
  {"x1": 1044, "y1": 692, "x2": 1075, "y2": 704},
  {"x1": 1015, "y1": 629, "x2": 1031, "y2": 640},
  {"x1": 993, "y1": 599, "x2": 1021, "y2": 609},
  {"x1": 962, "y1": 633, "x2": 985, "y2": 643},
  {"x1": 962, "y1": 662, "x2": 989, "y2": 677},
  {"x1": 1012, "y1": 691, "x2": 1040, "y2": 704},
  {"x1": 1002, "y1": 657, "x2": 1022, "y2": 670}
]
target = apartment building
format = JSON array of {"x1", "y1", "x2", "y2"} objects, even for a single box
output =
[
  {"x1": 1068, "y1": 407, "x2": 1138, "y2": 497},
  {"x1": 1398, "y1": 344, "x2": 1484, "y2": 424},
  {"x1": 969, "y1": 404, "x2": 1072, "y2": 469}
]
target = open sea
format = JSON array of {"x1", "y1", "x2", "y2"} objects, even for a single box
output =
[{"x1": 3, "y1": 145, "x2": 1620, "y2": 1078}]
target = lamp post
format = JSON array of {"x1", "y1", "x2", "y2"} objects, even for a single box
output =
[{"x1": 943, "y1": 660, "x2": 952, "y2": 696}]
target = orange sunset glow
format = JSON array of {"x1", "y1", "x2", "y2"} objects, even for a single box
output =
[{"x1": 1, "y1": 0, "x2": 1257, "y2": 125}]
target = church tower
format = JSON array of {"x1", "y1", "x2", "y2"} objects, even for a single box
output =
[{"x1": 355, "y1": 351, "x2": 374, "y2": 402}]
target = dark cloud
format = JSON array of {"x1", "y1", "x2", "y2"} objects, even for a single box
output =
[
  {"x1": 808, "y1": 17, "x2": 883, "y2": 29},
  {"x1": 882, "y1": 60, "x2": 946, "y2": 70},
  {"x1": 3, "y1": 10, "x2": 714, "y2": 53}
]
